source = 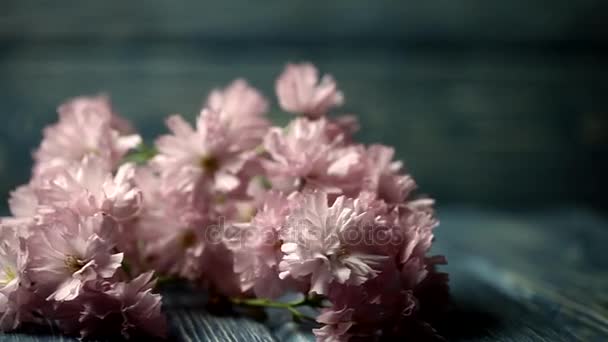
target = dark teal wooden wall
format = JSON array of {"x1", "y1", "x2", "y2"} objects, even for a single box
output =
[{"x1": 1, "y1": 0, "x2": 607, "y2": 212}]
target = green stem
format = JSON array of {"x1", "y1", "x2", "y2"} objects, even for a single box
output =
[{"x1": 230, "y1": 295, "x2": 323, "y2": 323}]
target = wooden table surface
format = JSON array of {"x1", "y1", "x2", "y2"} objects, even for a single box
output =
[{"x1": 1, "y1": 207, "x2": 606, "y2": 341}]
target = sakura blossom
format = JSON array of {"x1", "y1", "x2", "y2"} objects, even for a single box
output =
[
  {"x1": 152, "y1": 108, "x2": 263, "y2": 196},
  {"x1": 363, "y1": 144, "x2": 416, "y2": 205},
  {"x1": 0, "y1": 223, "x2": 31, "y2": 331},
  {"x1": 100, "y1": 272, "x2": 166, "y2": 339},
  {"x1": 51, "y1": 272, "x2": 166, "y2": 339},
  {"x1": 1, "y1": 63, "x2": 447, "y2": 341},
  {"x1": 7, "y1": 185, "x2": 39, "y2": 219},
  {"x1": 35, "y1": 157, "x2": 142, "y2": 221},
  {"x1": 33, "y1": 95, "x2": 141, "y2": 175},
  {"x1": 313, "y1": 307, "x2": 355, "y2": 342},
  {"x1": 262, "y1": 117, "x2": 366, "y2": 195},
  {"x1": 207, "y1": 79, "x2": 269, "y2": 119},
  {"x1": 279, "y1": 191, "x2": 388, "y2": 295},
  {"x1": 25, "y1": 210, "x2": 123, "y2": 302},
  {"x1": 226, "y1": 191, "x2": 293, "y2": 298},
  {"x1": 276, "y1": 63, "x2": 344, "y2": 118}
]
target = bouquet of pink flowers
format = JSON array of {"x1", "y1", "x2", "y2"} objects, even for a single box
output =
[{"x1": 0, "y1": 63, "x2": 448, "y2": 341}]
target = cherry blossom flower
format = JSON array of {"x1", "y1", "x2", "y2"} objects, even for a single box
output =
[
  {"x1": 226, "y1": 192, "x2": 293, "y2": 298},
  {"x1": 100, "y1": 272, "x2": 166, "y2": 339},
  {"x1": 364, "y1": 145, "x2": 416, "y2": 204},
  {"x1": 34, "y1": 95, "x2": 141, "y2": 175},
  {"x1": 153, "y1": 108, "x2": 265, "y2": 196},
  {"x1": 279, "y1": 191, "x2": 387, "y2": 295},
  {"x1": 0, "y1": 64, "x2": 448, "y2": 340},
  {"x1": 35, "y1": 157, "x2": 141, "y2": 221},
  {"x1": 25, "y1": 210, "x2": 123, "y2": 301},
  {"x1": 207, "y1": 79, "x2": 269, "y2": 119},
  {"x1": 276, "y1": 63, "x2": 344, "y2": 118},
  {"x1": 313, "y1": 307, "x2": 355, "y2": 342},
  {"x1": 52, "y1": 272, "x2": 166, "y2": 339},
  {"x1": 136, "y1": 197, "x2": 207, "y2": 278},
  {"x1": 0, "y1": 223, "x2": 32, "y2": 331},
  {"x1": 263, "y1": 118, "x2": 366, "y2": 195},
  {"x1": 7, "y1": 185, "x2": 39, "y2": 219}
]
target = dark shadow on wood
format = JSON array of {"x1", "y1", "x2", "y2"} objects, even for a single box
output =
[{"x1": 435, "y1": 304, "x2": 503, "y2": 341}]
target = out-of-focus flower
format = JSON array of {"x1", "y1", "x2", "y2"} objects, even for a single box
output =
[
  {"x1": 364, "y1": 145, "x2": 416, "y2": 204},
  {"x1": 7, "y1": 185, "x2": 39, "y2": 219},
  {"x1": 53, "y1": 272, "x2": 166, "y2": 339},
  {"x1": 395, "y1": 202, "x2": 440, "y2": 289},
  {"x1": 0, "y1": 223, "x2": 32, "y2": 331},
  {"x1": 276, "y1": 63, "x2": 344, "y2": 118},
  {"x1": 207, "y1": 79, "x2": 269, "y2": 119},
  {"x1": 226, "y1": 192, "x2": 292, "y2": 298},
  {"x1": 103, "y1": 272, "x2": 166, "y2": 339},
  {"x1": 313, "y1": 307, "x2": 355, "y2": 342},
  {"x1": 136, "y1": 197, "x2": 207, "y2": 278},
  {"x1": 33, "y1": 95, "x2": 141, "y2": 175},
  {"x1": 263, "y1": 118, "x2": 366, "y2": 195},
  {"x1": 153, "y1": 109, "x2": 265, "y2": 196},
  {"x1": 25, "y1": 211, "x2": 123, "y2": 301},
  {"x1": 35, "y1": 157, "x2": 141, "y2": 221},
  {"x1": 325, "y1": 115, "x2": 360, "y2": 142},
  {"x1": 279, "y1": 191, "x2": 387, "y2": 295}
]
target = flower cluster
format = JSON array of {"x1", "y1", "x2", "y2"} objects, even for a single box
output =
[
  {"x1": 1, "y1": 97, "x2": 163, "y2": 339},
  {"x1": 1, "y1": 63, "x2": 448, "y2": 341}
]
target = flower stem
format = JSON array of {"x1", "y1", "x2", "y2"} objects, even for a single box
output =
[{"x1": 230, "y1": 295, "x2": 324, "y2": 323}]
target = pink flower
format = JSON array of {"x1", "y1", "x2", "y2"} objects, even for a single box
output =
[
  {"x1": 279, "y1": 191, "x2": 387, "y2": 295},
  {"x1": 395, "y1": 202, "x2": 440, "y2": 289},
  {"x1": 57, "y1": 95, "x2": 135, "y2": 134},
  {"x1": 35, "y1": 157, "x2": 142, "y2": 221},
  {"x1": 136, "y1": 198, "x2": 207, "y2": 278},
  {"x1": 263, "y1": 118, "x2": 366, "y2": 195},
  {"x1": 325, "y1": 115, "x2": 360, "y2": 142},
  {"x1": 207, "y1": 79, "x2": 269, "y2": 119},
  {"x1": 7, "y1": 185, "x2": 39, "y2": 219},
  {"x1": 25, "y1": 210, "x2": 123, "y2": 301},
  {"x1": 53, "y1": 272, "x2": 166, "y2": 339},
  {"x1": 34, "y1": 95, "x2": 141, "y2": 175},
  {"x1": 198, "y1": 241, "x2": 242, "y2": 297},
  {"x1": 313, "y1": 307, "x2": 354, "y2": 342},
  {"x1": 153, "y1": 108, "x2": 265, "y2": 196},
  {"x1": 364, "y1": 145, "x2": 416, "y2": 204},
  {"x1": 102, "y1": 272, "x2": 166, "y2": 338},
  {"x1": 276, "y1": 63, "x2": 344, "y2": 118},
  {"x1": 0, "y1": 223, "x2": 31, "y2": 330},
  {"x1": 226, "y1": 192, "x2": 292, "y2": 298}
]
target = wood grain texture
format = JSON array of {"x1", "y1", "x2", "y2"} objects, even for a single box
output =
[{"x1": 434, "y1": 208, "x2": 608, "y2": 341}]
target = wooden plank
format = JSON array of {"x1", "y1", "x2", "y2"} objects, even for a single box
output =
[
  {"x1": 433, "y1": 208, "x2": 608, "y2": 341},
  {"x1": 1, "y1": 1, "x2": 607, "y2": 43},
  {"x1": 1, "y1": 291, "x2": 276, "y2": 342},
  {"x1": 167, "y1": 310, "x2": 276, "y2": 342}
]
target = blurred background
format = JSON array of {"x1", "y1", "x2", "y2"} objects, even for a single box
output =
[{"x1": 1, "y1": 0, "x2": 607, "y2": 214}]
